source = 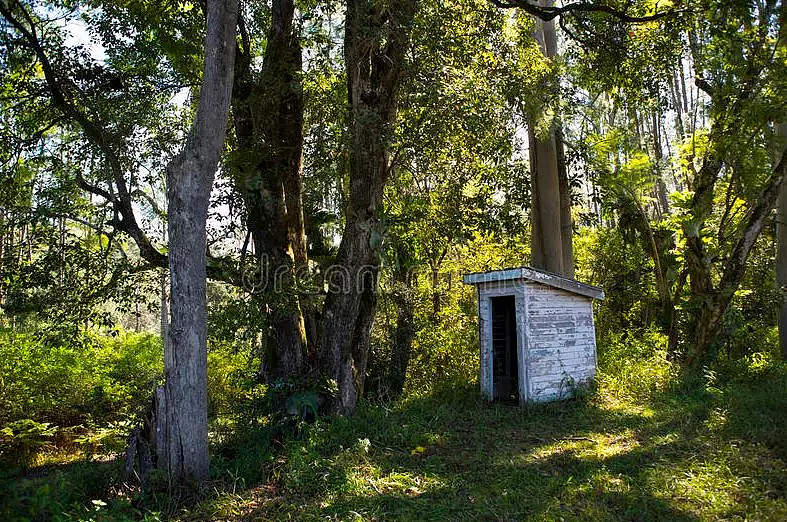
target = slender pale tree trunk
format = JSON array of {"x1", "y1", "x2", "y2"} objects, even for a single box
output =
[
  {"x1": 651, "y1": 110, "x2": 670, "y2": 216},
  {"x1": 162, "y1": 0, "x2": 237, "y2": 485},
  {"x1": 776, "y1": 123, "x2": 787, "y2": 360}
]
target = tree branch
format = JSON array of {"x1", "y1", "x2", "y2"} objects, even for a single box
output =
[
  {"x1": 0, "y1": 0, "x2": 166, "y2": 271},
  {"x1": 489, "y1": 0, "x2": 683, "y2": 23},
  {"x1": 718, "y1": 148, "x2": 787, "y2": 300}
]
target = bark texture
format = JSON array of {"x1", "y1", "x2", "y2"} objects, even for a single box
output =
[
  {"x1": 162, "y1": 0, "x2": 237, "y2": 485},
  {"x1": 776, "y1": 123, "x2": 787, "y2": 360},
  {"x1": 529, "y1": 0, "x2": 572, "y2": 276},
  {"x1": 684, "y1": 150, "x2": 787, "y2": 366},
  {"x1": 320, "y1": 0, "x2": 418, "y2": 414},
  {"x1": 232, "y1": 0, "x2": 308, "y2": 379},
  {"x1": 556, "y1": 127, "x2": 574, "y2": 278},
  {"x1": 530, "y1": 128, "x2": 563, "y2": 274}
]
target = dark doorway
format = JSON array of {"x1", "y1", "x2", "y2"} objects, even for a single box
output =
[{"x1": 491, "y1": 295, "x2": 518, "y2": 400}]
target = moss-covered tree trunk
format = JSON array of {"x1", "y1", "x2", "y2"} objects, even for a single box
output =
[
  {"x1": 775, "y1": 123, "x2": 787, "y2": 360},
  {"x1": 685, "y1": 152, "x2": 787, "y2": 366},
  {"x1": 320, "y1": 0, "x2": 418, "y2": 414},
  {"x1": 232, "y1": 0, "x2": 308, "y2": 379}
]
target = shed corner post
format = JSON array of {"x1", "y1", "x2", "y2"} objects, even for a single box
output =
[
  {"x1": 477, "y1": 287, "x2": 494, "y2": 401},
  {"x1": 517, "y1": 281, "x2": 529, "y2": 406}
]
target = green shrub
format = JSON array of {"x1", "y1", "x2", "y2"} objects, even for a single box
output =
[
  {"x1": 595, "y1": 329, "x2": 674, "y2": 403},
  {"x1": 207, "y1": 340, "x2": 257, "y2": 419},
  {"x1": 404, "y1": 319, "x2": 479, "y2": 397},
  {"x1": 0, "y1": 419, "x2": 57, "y2": 467},
  {"x1": 0, "y1": 329, "x2": 163, "y2": 465}
]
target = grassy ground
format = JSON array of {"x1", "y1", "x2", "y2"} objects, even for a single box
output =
[{"x1": 2, "y1": 356, "x2": 786, "y2": 521}]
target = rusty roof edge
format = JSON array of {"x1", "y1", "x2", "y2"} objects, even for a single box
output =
[{"x1": 462, "y1": 266, "x2": 605, "y2": 300}]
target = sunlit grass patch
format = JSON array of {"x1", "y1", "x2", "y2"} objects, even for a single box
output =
[{"x1": 3, "y1": 344, "x2": 786, "y2": 521}]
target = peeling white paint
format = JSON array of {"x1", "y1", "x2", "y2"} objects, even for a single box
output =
[{"x1": 465, "y1": 267, "x2": 601, "y2": 404}]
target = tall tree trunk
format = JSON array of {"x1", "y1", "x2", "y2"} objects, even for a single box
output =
[
  {"x1": 160, "y1": 218, "x2": 168, "y2": 346},
  {"x1": 682, "y1": 152, "x2": 723, "y2": 365},
  {"x1": 678, "y1": 56, "x2": 689, "y2": 115},
  {"x1": 529, "y1": 108, "x2": 571, "y2": 274},
  {"x1": 320, "y1": 0, "x2": 417, "y2": 415},
  {"x1": 651, "y1": 110, "x2": 670, "y2": 216},
  {"x1": 776, "y1": 123, "x2": 787, "y2": 360},
  {"x1": 232, "y1": 0, "x2": 308, "y2": 379},
  {"x1": 162, "y1": 0, "x2": 237, "y2": 485},
  {"x1": 389, "y1": 263, "x2": 415, "y2": 397},
  {"x1": 529, "y1": 0, "x2": 564, "y2": 275},
  {"x1": 0, "y1": 208, "x2": 4, "y2": 325},
  {"x1": 670, "y1": 68, "x2": 685, "y2": 142},
  {"x1": 429, "y1": 249, "x2": 446, "y2": 321},
  {"x1": 529, "y1": 130, "x2": 544, "y2": 268},
  {"x1": 160, "y1": 267, "x2": 168, "y2": 344}
]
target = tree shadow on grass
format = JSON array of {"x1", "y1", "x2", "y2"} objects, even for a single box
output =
[
  {"x1": 6, "y1": 367, "x2": 785, "y2": 520},
  {"x1": 0, "y1": 457, "x2": 133, "y2": 520},
  {"x1": 247, "y1": 367, "x2": 787, "y2": 520},
  {"x1": 242, "y1": 381, "x2": 721, "y2": 521}
]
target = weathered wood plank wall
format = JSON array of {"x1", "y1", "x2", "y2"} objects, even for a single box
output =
[
  {"x1": 524, "y1": 282, "x2": 597, "y2": 401},
  {"x1": 476, "y1": 278, "x2": 598, "y2": 403}
]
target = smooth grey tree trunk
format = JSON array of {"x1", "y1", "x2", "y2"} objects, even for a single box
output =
[
  {"x1": 162, "y1": 0, "x2": 237, "y2": 485},
  {"x1": 776, "y1": 123, "x2": 787, "y2": 360},
  {"x1": 555, "y1": 127, "x2": 574, "y2": 278},
  {"x1": 530, "y1": 129, "x2": 563, "y2": 274},
  {"x1": 529, "y1": 0, "x2": 567, "y2": 276}
]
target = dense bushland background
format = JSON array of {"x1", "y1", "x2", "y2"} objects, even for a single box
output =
[{"x1": 1, "y1": 232, "x2": 785, "y2": 520}]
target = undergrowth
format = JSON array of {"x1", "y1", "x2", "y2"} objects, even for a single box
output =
[{"x1": 1, "y1": 331, "x2": 786, "y2": 521}]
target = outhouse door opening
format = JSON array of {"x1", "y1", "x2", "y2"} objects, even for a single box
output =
[{"x1": 491, "y1": 295, "x2": 518, "y2": 401}]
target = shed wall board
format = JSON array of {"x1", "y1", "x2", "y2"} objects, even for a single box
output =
[
  {"x1": 473, "y1": 275, "x2": 599, "y2": 404},
  {"x1": 524, "y1": 282, "x2": 597, "y2": 402}
]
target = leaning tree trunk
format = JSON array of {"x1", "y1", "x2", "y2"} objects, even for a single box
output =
[
  {"x1": 319, "y1": 0, "x2": 418, "y2": 415},
  {"x1": 161, "y1": 0, "x2": 237, "y2": 485},
  {"x1": 686, "y1": 150, "x2": 787, "y2": 367},
  {"x1": 682, "y1": 152, "x2": 723, "y2": 366},
  {"x1": 232, "y1": 0, "x2": 308, "y2": 379}
]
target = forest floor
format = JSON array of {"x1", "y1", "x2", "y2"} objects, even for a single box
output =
[{"x1": 3, "y1": 358, "x2": 786, "y2": 521}]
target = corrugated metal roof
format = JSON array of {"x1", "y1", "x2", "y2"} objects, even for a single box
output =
[{"x1": 463, "y1": 266, "x2": 604, "y2": 300}]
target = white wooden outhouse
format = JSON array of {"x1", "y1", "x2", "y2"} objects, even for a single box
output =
[{"x1": 463, "y1": 267, "x2": 604, "y2": 404}]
